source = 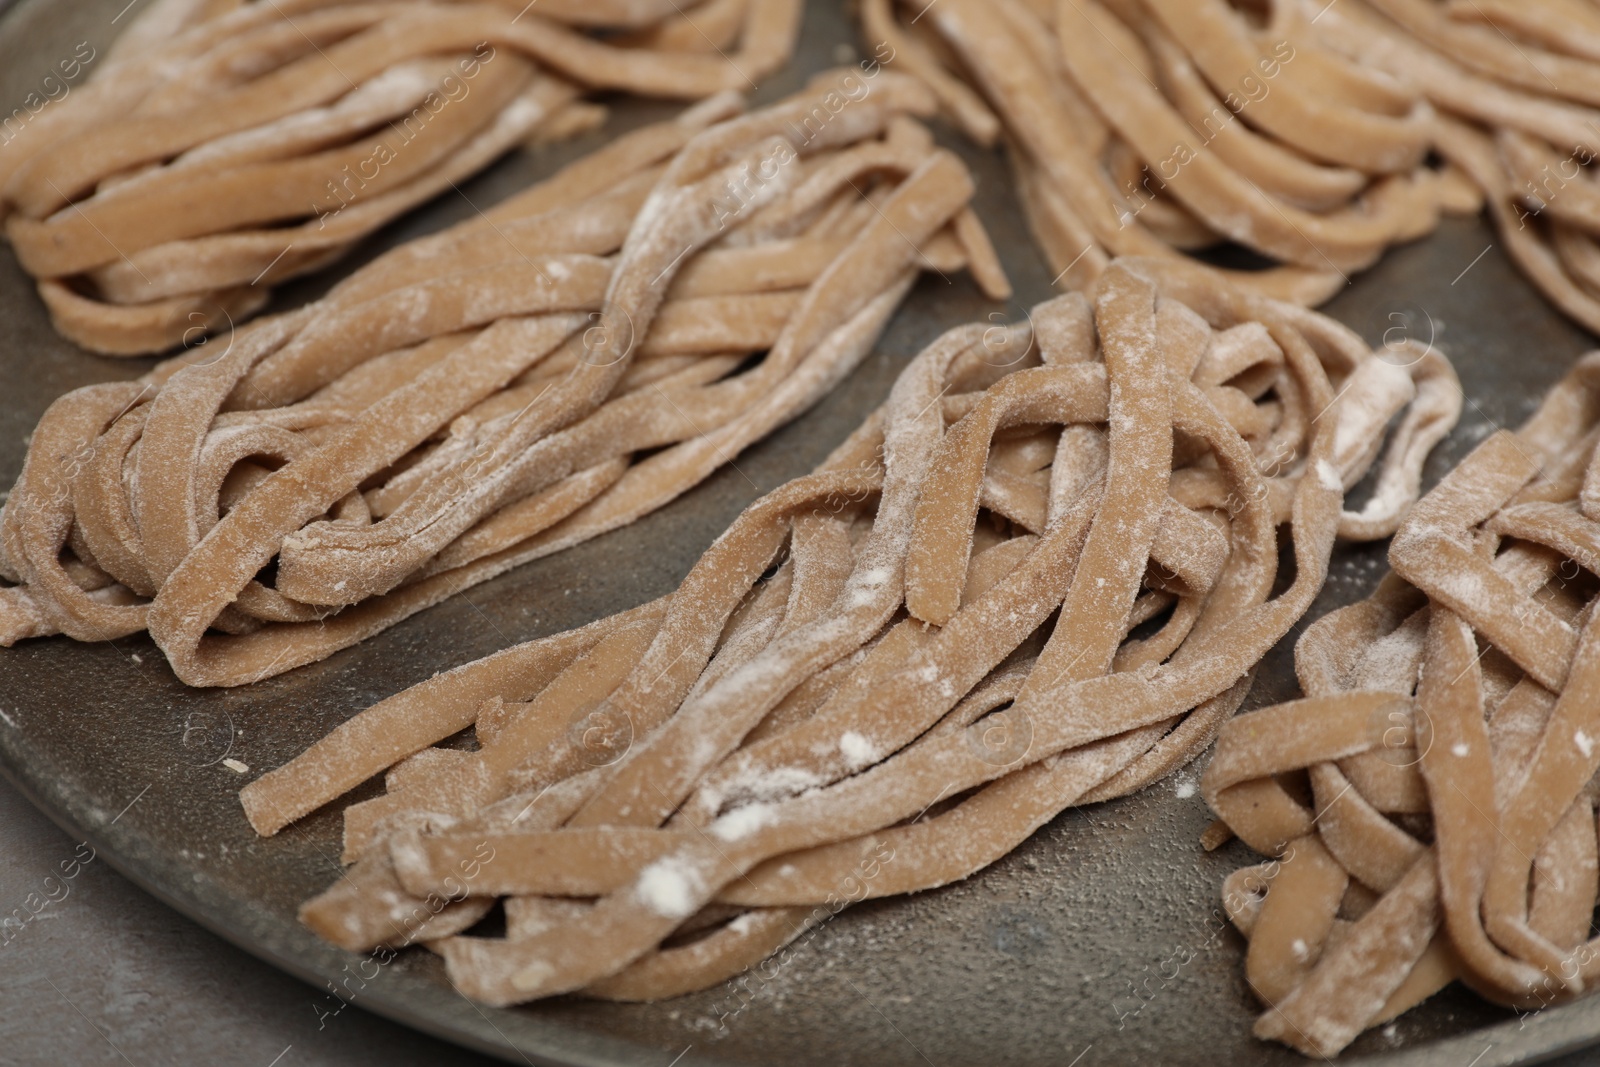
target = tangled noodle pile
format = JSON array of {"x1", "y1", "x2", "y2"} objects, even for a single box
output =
[
  {"x1": 1205, "y1": 354, "x2": 1600, "y2": 1057},
  {"x1": 861, "y1": 0, "x2": 1478, "y2": 307},
  {"x1": 237, "y1": 257, "x2": 1457, "y2": 1007},
  {"x1": 0, "y1": 72, "x2": 1011, "y2": 686},
  {"x1": 0, "y1": 0, "x2": 802, "y2": 353},
  {"x1": 16, "y1": 0, "x2": 1600, "y2": 1053},
  {"x1": 1308, "y1": 0, "x2": 1600, "y2": 334}
]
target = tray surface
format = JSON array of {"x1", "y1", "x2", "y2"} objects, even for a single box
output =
[{"x1": 3, "y1": 2, "x2": 1598, "y2": 1064}]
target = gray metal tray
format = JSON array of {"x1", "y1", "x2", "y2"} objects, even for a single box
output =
[{"x1": 3, "y1": 1, "x2": 1599, "y2": 1064}]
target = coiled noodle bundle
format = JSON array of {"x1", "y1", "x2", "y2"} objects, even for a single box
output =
[
  {"x1": 0, "y1": 72, "x2": 1010, "y2": 686},
  {"x1": 1309, "y1": 0, "x2": 1600, "y2": 335},
  {"x1": 1205, "y1": 354, "x2": 1600, "y2": 1056},
  {"x1": 239, "y1": 257, "x2": 1458, "y2": 1007},
  {"x1": 0, "y1": 0, "x2": 802, "y2": 353},
  {"x1": 859, "y1": 0, "x2": 1472, "y2": 306}
]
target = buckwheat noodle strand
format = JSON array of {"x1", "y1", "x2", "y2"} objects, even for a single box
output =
[
  {"x1": 239, "y1": 258, "x2": 1457, "y2": 1007},
  {"x1": 1, "y1": 0, "x2": 804, "y2": 354},
  {"x1": 0, "y1": 73, "x2": 1009, "y2": 686},
  {"x1": 1205, "y1": 354, "x2": 1600, "y2": 1056}
]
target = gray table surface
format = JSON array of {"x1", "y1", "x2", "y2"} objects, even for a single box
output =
[{"x1": 0, "y1": 775, "x2": 506, "y2": 1067}]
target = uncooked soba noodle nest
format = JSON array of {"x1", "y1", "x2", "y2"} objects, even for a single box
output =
[
  {"x1": 1307, "y1": 0, "x2": 1600, "y2": 335},
  {"x1": 0, "y1": 71, "x2": 1011, "y2": 686},
  {"x1": 858, "y1": 0, "x2": 1480, "y2": 307},
  {"x1": 864, "y1": 0, "x2": 1600, "y2": 336},
  {"x1": 1205, "y1": 353, "x2": 1600, "y2": 1057},
  {"x1": 237, "y1": 257, "x2": 1458, "y2": 1008},
  {"x1": 0, "y1": 0, "x2": 803, "y2": 354}
]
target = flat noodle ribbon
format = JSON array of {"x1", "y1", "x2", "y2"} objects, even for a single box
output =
[
  {"x1": 859, "y1": 0, "x2": 1470, "y2": 306},
  {"x1": 868, "y1": 0, "x2": 1600, "y2": 335},
  {"x1": 1205, "y1": 353, "x2": 1600, "y2": 1057},
  {"x1": 0, "y1": 72, "x2": 1011, "y2": 686},
  {"x1": 0, "y1": 0, "x2": 803, "y2": 354},
  {"x1": 1304, "y1": 0, "x2": 1600, "y2": 335},
  {"x1": 239, "y1": 257, "x2": 1456, "y2": 1008}
]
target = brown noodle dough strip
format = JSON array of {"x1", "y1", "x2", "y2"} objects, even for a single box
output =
[
  {"x1": 240, "y1": 258, "x2": 1455, "y2": 1007},
  {"x1": 857, "y1": 0, "x2": 1470, "y2": 309},
  {"x1": 269, "y1": 149, "x2": 976, "y2": 605},
  {"x1": 0, "y1": 75, "x2": 1003, "y2": 686},
  {"x1": 863, "y1": 0, "x2": 1600, "y2": 338},
  {"x1": 2, "y1": 0, "x2": 804, "y2": 354},
  {"x1": 1204, "y1": 351, "x2": 1600, "y2": 1056},
  {"x1": 1306, "y1": 0, "x2": 1600, "y2": 335}
]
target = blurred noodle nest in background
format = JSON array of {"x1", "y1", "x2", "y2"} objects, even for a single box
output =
[{"x1": 0, "y1": 0, "x2": 804, "y2": 354}]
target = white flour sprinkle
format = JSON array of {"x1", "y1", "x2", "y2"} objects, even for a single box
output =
[
  {"x1": 1451, "y1": 742, "x2": 1469, "y2": 757},
  {"x1": 515, "y1": 960, "x2": 554, "y2": 988},
  {"x1": 1578, "y1": 731, "x2": 1595, "y2": 759},
  {"x1": 389, "y1": 833, "x2": 428, "y2": 878},
  {"x1": 734, "y1": 765, "x2": 823, "y2": 802},
  {"x1": 712, "y1": 802, "x2": 776, "y2": 841},
  {"x1": 1316, "y1": 459, "x2": 1343, "y2": 493},
  {"x1": 839, "y1": 731, "x2": 876, "y2": 767},
  {"x1": 638, "y1": 859, "x2": 701, "y2": 918}
]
